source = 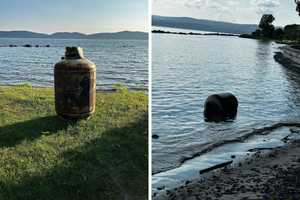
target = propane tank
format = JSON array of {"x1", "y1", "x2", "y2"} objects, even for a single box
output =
[
  {"x1": 54, "y1": 47, "x2": 96, "y2": 120},
  {"x1": 204, "y1": 93, "x2": 238, "y2": 122}
]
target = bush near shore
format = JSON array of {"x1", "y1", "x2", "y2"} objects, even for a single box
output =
[{"x1": 0, "y1": 85, "x2": 148, "y2": 200}]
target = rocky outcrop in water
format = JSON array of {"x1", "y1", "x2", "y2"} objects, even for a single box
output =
[{"x1": 2, "y1": 44, "x2": 51, "y2": 48}]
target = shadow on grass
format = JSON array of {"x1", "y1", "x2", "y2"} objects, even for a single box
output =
[
  {"x1": 0, "y1": 114, "x2": 148, "y2": 200},
  {"x1": 0, "y1": 116, "x2": 69, "y2": 148}
]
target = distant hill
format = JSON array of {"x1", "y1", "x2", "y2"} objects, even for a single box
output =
[
  {"x1": 0, "y1": 31, "x2": 148, "y2": 40},
  {"x1": 152, "y1": 15, "x2": 258, "y2": 35},
  {"x1": 0, "y1": 31, "x2": 47, "y2": 38},
  {"x1": 49, "y1": 32, "x2": 87, "y2": 39},
  {"x1": 88, "y1": 31, "x2": 148, "y2": 40}
]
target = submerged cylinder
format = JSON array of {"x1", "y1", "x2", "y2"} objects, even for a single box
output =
[
  {"x1": 204, "y1": 93, "x2": 238, "y2": 122},
  {"x1": 54, "y1": 47, "x2": 96, "y2": 120}
]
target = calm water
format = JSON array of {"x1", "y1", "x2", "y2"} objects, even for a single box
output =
[
  {"x1": 152, "y1": 34, "x2": 300, "y2": 174},
  {"x1": 0, "y1": 38, "x2": 148, "y2": 90}
]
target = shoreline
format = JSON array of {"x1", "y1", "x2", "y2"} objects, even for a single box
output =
[
  {"x1": 0, "y1": 84, "x2": 147, "y2": 93},
  {"x1": 153, "y1": 138, "x2": 300, "y2": 200},
  {"x1": 153, "y1": 124, "x2": 300, "y2": 200}
]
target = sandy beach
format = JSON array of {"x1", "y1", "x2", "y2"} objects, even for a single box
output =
[{"x1": 153, "y1": 138, "x2": 300, "y2": 200}]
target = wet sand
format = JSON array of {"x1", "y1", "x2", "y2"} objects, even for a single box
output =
[{"x1": 153, "y1": 140, "x2": 300, "y2": 200}]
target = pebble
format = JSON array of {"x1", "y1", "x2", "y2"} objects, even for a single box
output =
[
  {"x1": 152, "y1": 134, "x2": 159, "y2": 139},
  {"x1": 157, "y1": 186, "x2": 165, "y2": 190},
  {"x1": 185, "y1": 180, "x2": 191, "y2": 185}
]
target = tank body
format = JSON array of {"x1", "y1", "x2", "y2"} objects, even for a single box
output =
[{"x1": 54, "y1": 47, "x2": 96, "y2": 119}]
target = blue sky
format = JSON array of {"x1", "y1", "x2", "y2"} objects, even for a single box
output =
[
  {"x1": 153, "y1": 0, "x2": 299, "y2": 26},
  {"x1": 0, "y1": 0, "x2": 148, "y2": 33}
]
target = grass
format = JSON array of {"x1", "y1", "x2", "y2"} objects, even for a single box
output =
[
  {"x1": 0, "y1": 85, "x2": 148, "y2": 200},
  {"x1": 276, "y1": 39, "x2": 300, "y2": 45}
]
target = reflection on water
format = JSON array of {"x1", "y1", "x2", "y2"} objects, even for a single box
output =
[
  {"x1": 0, "y1": 38, "x2": 148, "y2": 90},
  {"x1": 152, "y1": 34, "x2": 300, "y2": 174},
  {"x1": 281, "y1": 65, "x2": 300, "y2": 110}
]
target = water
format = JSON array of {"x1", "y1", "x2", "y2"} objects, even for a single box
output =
[
  {"x1": 0, "y1": 38, "x2": 148, "y2": 90},
  {"x1": 152, "y1": 33, "x2": 300, "y2": 176}
]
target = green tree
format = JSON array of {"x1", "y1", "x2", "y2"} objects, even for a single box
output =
[{"x1": 295, "y1": 0, "x2": 300, "y2": 15}]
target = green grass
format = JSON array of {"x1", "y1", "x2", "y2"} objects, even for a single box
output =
[{"x1": 0, "y1": 85, "x2": 148, "y2": 200}]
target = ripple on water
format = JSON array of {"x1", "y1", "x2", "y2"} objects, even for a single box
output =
[{"x1": 0, "y1": 38, "x2": 148, "y2": 90}]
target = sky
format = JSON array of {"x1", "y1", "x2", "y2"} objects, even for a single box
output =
[
  {"x1": 0, "y1": 0, "x2": 148, "y2": 33},
  {"x1": 153, "y1": 0, "x2": 300, "y2": 26}
]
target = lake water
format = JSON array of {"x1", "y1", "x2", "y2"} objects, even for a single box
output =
[
  {"x1": 152, "y1": 33, "x2": 300, "y2": 176},
  {"x1": 0, "y1": 38, "x2": 148, "y2": 90}
]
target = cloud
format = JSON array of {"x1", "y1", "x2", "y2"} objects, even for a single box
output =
[
  {"x1": 251, "y1": 0, "x2": 280, "y2": 14},
  {"x1": 154, "y1": 0, "x2": 237, "y2": 11},
  {"x1": 184, "y1": 0, "x2": 207, "y2": 9},
  {"x1": 184, "y1": 0, "x2": 237, "y2": 11},
  {"x1": 184, "y1": 0, "x2": 238, "y2": 21},
  {"x1": 153, "y1": 0, "x2": 185, "y2": 12}
]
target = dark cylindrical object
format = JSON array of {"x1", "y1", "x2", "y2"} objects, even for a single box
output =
[
  {"x1": 204, "y1": 93, "x2": 238, "y2": 122},
  {"x1": 54, "y1": 47, "x2": 96, "y2": 120}
]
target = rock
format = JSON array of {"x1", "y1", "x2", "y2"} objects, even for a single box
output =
[
  {"x1": 204, "y1": 93, "x2": 238, "y2": 122},
  {"x1": 152, "y1": 134, "x2": 159, "y2": 139},
  {"x1": 157, "y1": 186, "x2": 165, "y2": 190},
  {"x1": 231, "y1": 155, "x2": 236, "y2": 159},
  {"x1": 186, "y1": 197, "x2": 197, "y2": 200}
]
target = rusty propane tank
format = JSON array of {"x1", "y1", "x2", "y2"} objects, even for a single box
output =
[{"x1": 54, "y1": 47, "x2": 96, "y2": 120}]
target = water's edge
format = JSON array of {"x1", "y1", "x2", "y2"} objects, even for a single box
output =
[{"x1": 152, "y1": 121, "x2": 300, "y2": 196}]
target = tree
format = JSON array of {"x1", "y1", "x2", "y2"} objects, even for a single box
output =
[
  {"x1": 295, "y1": 0, "x2": 300, "y2": 16},
  {"x1": 258, "y1": 14, "x2": 275, "y2": 38}
]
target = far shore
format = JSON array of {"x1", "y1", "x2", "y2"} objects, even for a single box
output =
[
  {"x1": 152, "y1": 29, "x2": 300, "y2": 46},
  {"x1": 152, "y1": 30, "x2": 239, "y2": 37}
]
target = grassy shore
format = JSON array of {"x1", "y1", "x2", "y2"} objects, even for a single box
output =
[{"x1": 0, "y1": 85, "x2": 148, "y2": 200}]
